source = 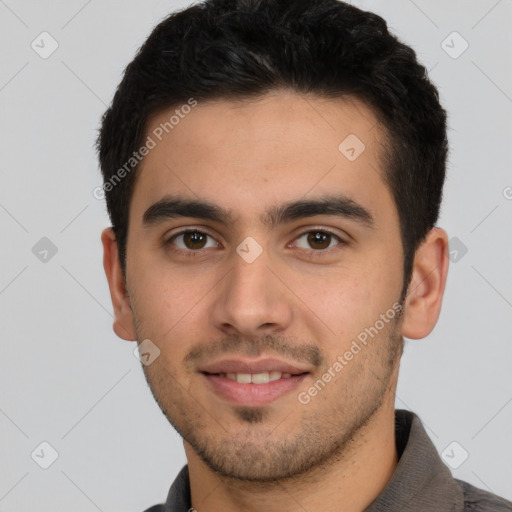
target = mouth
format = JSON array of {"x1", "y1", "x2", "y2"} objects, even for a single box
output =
[
  {"x1": 199, "y1": 359, "x2": 311, "y2": 406},
  {"x1": 201, "y1": 370, "x2": 304, "y2": 383}
]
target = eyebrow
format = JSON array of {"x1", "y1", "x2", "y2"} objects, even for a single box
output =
[{"x1": 142, "y1": 194, "x2": 375, "y2": 229}]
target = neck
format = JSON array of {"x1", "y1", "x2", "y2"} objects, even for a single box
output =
[{"x1": 184, "y1": 398, "x2": 398, "y2": 512}]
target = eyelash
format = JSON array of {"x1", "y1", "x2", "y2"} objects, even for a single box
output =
[{"x1": 164, "y1": 228, "x2": 348, "y2": 259}]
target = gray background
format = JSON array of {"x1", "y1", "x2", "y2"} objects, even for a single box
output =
[{"x1": 1, "y1": 0, "x2": 511, "y2": 510}]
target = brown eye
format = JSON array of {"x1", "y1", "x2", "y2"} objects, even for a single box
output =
[
  {"x1": 307, "y1": 231, "x2": 332, "y2": 249},
  {"x1": 168, "y1": 230, "x2": 218, "y2": 251},
  {"x1": 295, "y1": 230, "x2": 343, "y2": 251},
  {"x1": 183, "y1": 231, "x2": 208, "y2": 249}
]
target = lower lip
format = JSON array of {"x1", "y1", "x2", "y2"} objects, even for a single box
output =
[{"x1": 201, "y1": 373, "x2": 309, "y2": 406}]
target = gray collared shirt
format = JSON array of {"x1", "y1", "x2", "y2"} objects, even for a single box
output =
[{"x1": 144, "y1": 409, "x2": 512, "y2": 512}]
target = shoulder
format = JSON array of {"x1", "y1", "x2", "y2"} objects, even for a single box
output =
[{"x1": 456, "y1": 479, "x2": 512, "y2": 511}]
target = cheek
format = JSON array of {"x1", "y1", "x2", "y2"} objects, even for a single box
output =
[
  {"x1": 128, "y1": 268, "x2": 184, "y2": 335},
  {"x1": 128, "y1": 260, "x2": 219, "y2": 346},
  {"x1": 293, "y1": 260, "x2": 401, "y2": 344}
]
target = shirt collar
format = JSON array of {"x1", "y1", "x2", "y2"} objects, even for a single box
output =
[{"x1": 364, "y1": 409, "x2": 464, "y2": 511}]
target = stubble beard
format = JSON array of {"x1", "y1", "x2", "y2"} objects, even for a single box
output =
[{"x1": 135, "y1": 314, "x2": 403, "y2": 484}]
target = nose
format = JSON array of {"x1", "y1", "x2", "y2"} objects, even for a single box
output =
[{"x1": 210, "y1": 246, "x2": 293, "y2": 338}]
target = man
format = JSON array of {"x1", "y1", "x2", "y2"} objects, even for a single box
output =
[{"x1": 96, "y1": 0, "x2": 512, "y2": 510}]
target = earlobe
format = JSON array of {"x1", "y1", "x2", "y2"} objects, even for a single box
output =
[
  {"x1": 401, "y1": 227, "x2": 449, "y2": 340},
  {"x1": 101, "y1": 227, "x2": 137, "y2": 341}
]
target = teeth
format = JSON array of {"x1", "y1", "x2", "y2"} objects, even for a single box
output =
[
  {"x1": 252, "y1": 372, "x2": 270, "y2": 384},
  {"x1": 236, "y1": 373, "x2": 252, "y2": 384},
  {"x1": 269, "y1": 371, "x2": 282, "y2": 381},
  {"x1": 220, "y1": 371, "x2": 294, "y2": 384}
]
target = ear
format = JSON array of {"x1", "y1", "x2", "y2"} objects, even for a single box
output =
[
  {"x1": 101, "y1": 227, "x2": 137, "y2": 341},
  {"x1": 401, "y1": 227, "x2": 449, "y2": 339}
]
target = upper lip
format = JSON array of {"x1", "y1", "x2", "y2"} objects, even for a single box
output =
[{"x1": 199, "y1": 358, "x2": 311, "y2": 375}]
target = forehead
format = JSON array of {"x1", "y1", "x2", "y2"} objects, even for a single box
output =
[{"x1": 130, "y1": 90, "x2": 394, "y2": 229}]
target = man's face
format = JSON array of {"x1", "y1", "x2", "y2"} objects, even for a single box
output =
[{"x1": 124, "y1": 91, "x2": 405, "y2": 481}]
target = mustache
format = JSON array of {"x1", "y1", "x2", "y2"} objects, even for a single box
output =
[{"x1": 184, "y1": 333, "x2": 324, "y2": 369}]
